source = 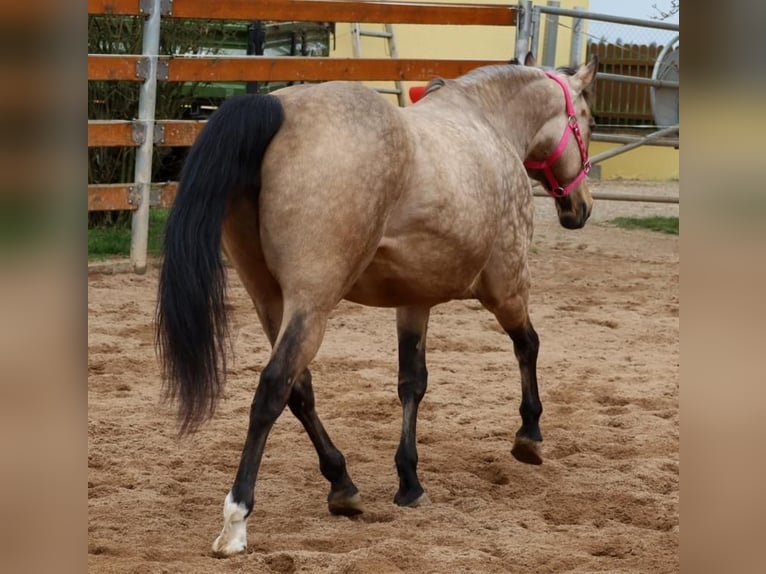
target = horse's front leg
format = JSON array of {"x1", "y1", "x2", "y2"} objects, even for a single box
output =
[
  {"x1": 393, "y1": 306, "x2": 432, "y2": 506},
  {"x1": 478, "y1": 289, "x2": 543, "y2": 465},
  {"x1": 506, "y1": 320, "x2": 543, "y2": 464}
]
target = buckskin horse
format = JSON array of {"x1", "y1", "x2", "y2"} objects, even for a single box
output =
[{"x1": 156, "y1": 57, "x2": 598, "y2": 555}]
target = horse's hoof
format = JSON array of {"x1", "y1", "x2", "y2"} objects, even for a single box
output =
[
  {"x1": 511, "y1": 436, "x2": 543, "y2": 465},
  {"x1": 211, "y1": 534, "x2": 246, "y2": 558},
  {"x1": 328, "y1": 491, "x2": 364, "y2": 516},
  {"x1": 211, "y1": 492, "x2": 248, "y2": 557},
  {"x1": 394, "y1": 488, "x2": 430, "y2": 507},
  {"x1": 407, "y1": 491, "x2": 431, "y2": 507}
]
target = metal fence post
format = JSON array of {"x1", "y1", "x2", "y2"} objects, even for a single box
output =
[
  {"x1": 247, "y1": 21, "x2": 266, "y2": 94},
  {"x1": 531, "y1": 5, "x2": 541, "y2": 58},
  {"x1": 542, "y1": 0, "x2": 560, "y2": 68},
  {"x1": 130, "y1": 0, "x2": 162, "y2": 274},
  {"x1": 569, "y1": 6, "x2": 584, "y2": 66},
  {"x1": 514, "y1": 1, "x2": 533, "y2": 61}
]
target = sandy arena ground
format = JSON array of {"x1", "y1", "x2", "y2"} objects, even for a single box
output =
[{"x1": 88, "y1": 181, "x2": 679, "y2": 573}]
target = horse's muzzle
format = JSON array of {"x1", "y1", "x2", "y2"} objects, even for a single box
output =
[{"x1": 556, "y1": 197, "x2": 591, "y2": 229}]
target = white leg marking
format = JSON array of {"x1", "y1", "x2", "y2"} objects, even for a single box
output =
[{"x1": 211, "y1": 491, "x2": 249, "y2": 556}]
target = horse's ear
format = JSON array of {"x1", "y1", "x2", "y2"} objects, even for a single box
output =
[
  {"x1": 423, "y1": 77, "x2": 446, "y2": 97},
  {"x1": 571, "y1": 55, "x2": 598, "y2": 95},
  {"x1": 509, "y1": 52, "x2": 536, "y2": 66}
]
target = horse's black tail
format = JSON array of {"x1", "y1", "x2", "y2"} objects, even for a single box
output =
[{"x1": 156, "y1": 94, "x2": 284, "y2": 434}]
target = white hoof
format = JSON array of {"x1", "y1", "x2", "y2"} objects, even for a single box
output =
[{"x1": 211, "y1": 492, "x2": 248, "y2": 557}]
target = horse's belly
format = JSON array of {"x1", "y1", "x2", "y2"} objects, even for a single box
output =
[{"x1": 344, "y1": 245, "x2": 482, "y2": 307}]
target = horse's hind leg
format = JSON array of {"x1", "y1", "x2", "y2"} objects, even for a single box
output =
[
  {"x1": 478, "y1": 291, "x2": 543, "y2": 465},
  {"x1": 213, "y1": 323, "x2": 360, "y2": 558},
  {"x1": 212, "y1": 309, "x2": 330, "y2": 556},
  {"x1": 288, "y1": 370, "x2": 362, "y2": 515},
  {"x1": 394, "y1": 306, "x2": 432, "y2": 507},
  {"x1": 250, "y1": 314, "x2": 362, "y2": 517},
  {"x1": 229, "y1": 251, "x2": 361, "y2": 518}
]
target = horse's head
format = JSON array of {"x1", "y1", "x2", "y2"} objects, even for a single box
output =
[{"x1": 520, "y1": 54, "x2": 598, "y2": 229}]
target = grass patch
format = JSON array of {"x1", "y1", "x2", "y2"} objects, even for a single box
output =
[
  {"x1": 88, "y1": 209, "x2": 169, "y2": 260},
  {"x1": 608, "y1": 216, "x2": 678, "y2": 235}
]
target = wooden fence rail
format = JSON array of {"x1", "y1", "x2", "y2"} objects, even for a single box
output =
[
  {"x1": 88, "y1": 182, "x2": 178, "y2": 211},
  {"x1": 87, "y1": 0, "x2": 518, "y2": 25},
  {"x1": 88, "y1": 55, "x2": 508, "y2": 83},
  {"x1": 88, "y1": 120, "x2": 207, "y2": 148}
]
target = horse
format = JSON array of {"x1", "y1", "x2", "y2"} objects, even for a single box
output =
[{"x1": 156, "y1": 57, "x2": 598, "y2": 556}]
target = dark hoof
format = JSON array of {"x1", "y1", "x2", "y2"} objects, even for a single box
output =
[
  {"x1": 511, "y1": 436, "x2": 543, "y2": 465},
  {"x1": 328, "y1": 489, "x2": 363, "y2": 516},
  {"x1": 394, "y1": 486, "x2": 430, "y2": 507}
]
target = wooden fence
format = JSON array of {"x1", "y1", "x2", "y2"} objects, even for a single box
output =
[{"x1": 87, "y1": 0, "x2": 517, "y2": 272}]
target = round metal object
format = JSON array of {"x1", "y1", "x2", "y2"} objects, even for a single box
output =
[{"x1": 651, "y1": 35, "x2": 679, "y2": 127}]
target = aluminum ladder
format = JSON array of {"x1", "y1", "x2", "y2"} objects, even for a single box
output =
[{"x1": 350, "y1": 23, "x2": 406, "y2": 107}]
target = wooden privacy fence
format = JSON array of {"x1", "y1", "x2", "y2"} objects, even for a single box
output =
[
  {"x1": 587, "y1": 41, "x2": 663, "y2": 126},
  {"x1": 88, "y1": 0, "x2": 518, "y2": 272}
]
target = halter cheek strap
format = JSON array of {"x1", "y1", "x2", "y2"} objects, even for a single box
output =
[{"x1": 523, "y1": 71, "x2": 592, "y2": 198}]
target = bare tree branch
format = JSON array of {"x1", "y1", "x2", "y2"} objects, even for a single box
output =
[{"x1": 652, "y1": 1, "x2": 679, "y2": 20}]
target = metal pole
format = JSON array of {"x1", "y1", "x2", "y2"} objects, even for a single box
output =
[
  {"x1": 350, "y1": 23, "x2": 362, "y2": 58},
  {"x1": 542, "y1": 0, "x2": 560, "y2": 68},
  {"x1": 535, "y1": 4, "x2": 678, "y2": 31},
  {"x1": 514, "y1": 1, "x2": 533, "y2": 61},
  {"x1": 531, "y1": 6, "x2": 541, "y2": 59},
  {"x1": 569, "y1": 6, "x2": 583, "y2": 67},
  {"x1": 590, "y1": 125, "x2": 679, "y2": 164},
  {"x1": 592, "y1": 133, "x2": 679, "y2": 147},
  {"x1": 598, "y1": 72, "x2": 678, "y2": 89},
  {"x1": 532, "y1": 189, "x2": 678, "y2": 203},
  {"x1": 130, "y1": 0, "x2": 161, "y2": 274}
]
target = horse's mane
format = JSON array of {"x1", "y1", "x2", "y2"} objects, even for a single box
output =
[
  {"x1": 450, "y1": 65, "x2": 540, "y2": 103},
  {"x1": 458, "y1": 64, "x2": 531, "y2": 84},
  {"x1": 416, "y1": 64, "x2": 591, "y2": 104},
  {"x1": 412, "y1": 65, "x2": 537, "y2": 109}
]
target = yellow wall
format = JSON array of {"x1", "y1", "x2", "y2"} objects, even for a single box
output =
[
  {"x1": 591, "y1": 142, "x2": 678, "y2": 180},
  {"x1": 330, "y1": 1, "x2": 678, "y2": 181}
]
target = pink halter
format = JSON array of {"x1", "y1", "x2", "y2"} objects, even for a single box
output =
[{"x1": 523, "y1": 71, "x2": 592, "y2": 198}]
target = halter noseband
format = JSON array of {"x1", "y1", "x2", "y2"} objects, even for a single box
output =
[{"x1": 523, "y1": 71, "x2": 592, "y2": 198}]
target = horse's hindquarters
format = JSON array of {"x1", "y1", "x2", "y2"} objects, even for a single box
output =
[{"x1": 256, "y1": 84, "x2": 413, "y2": 308}]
